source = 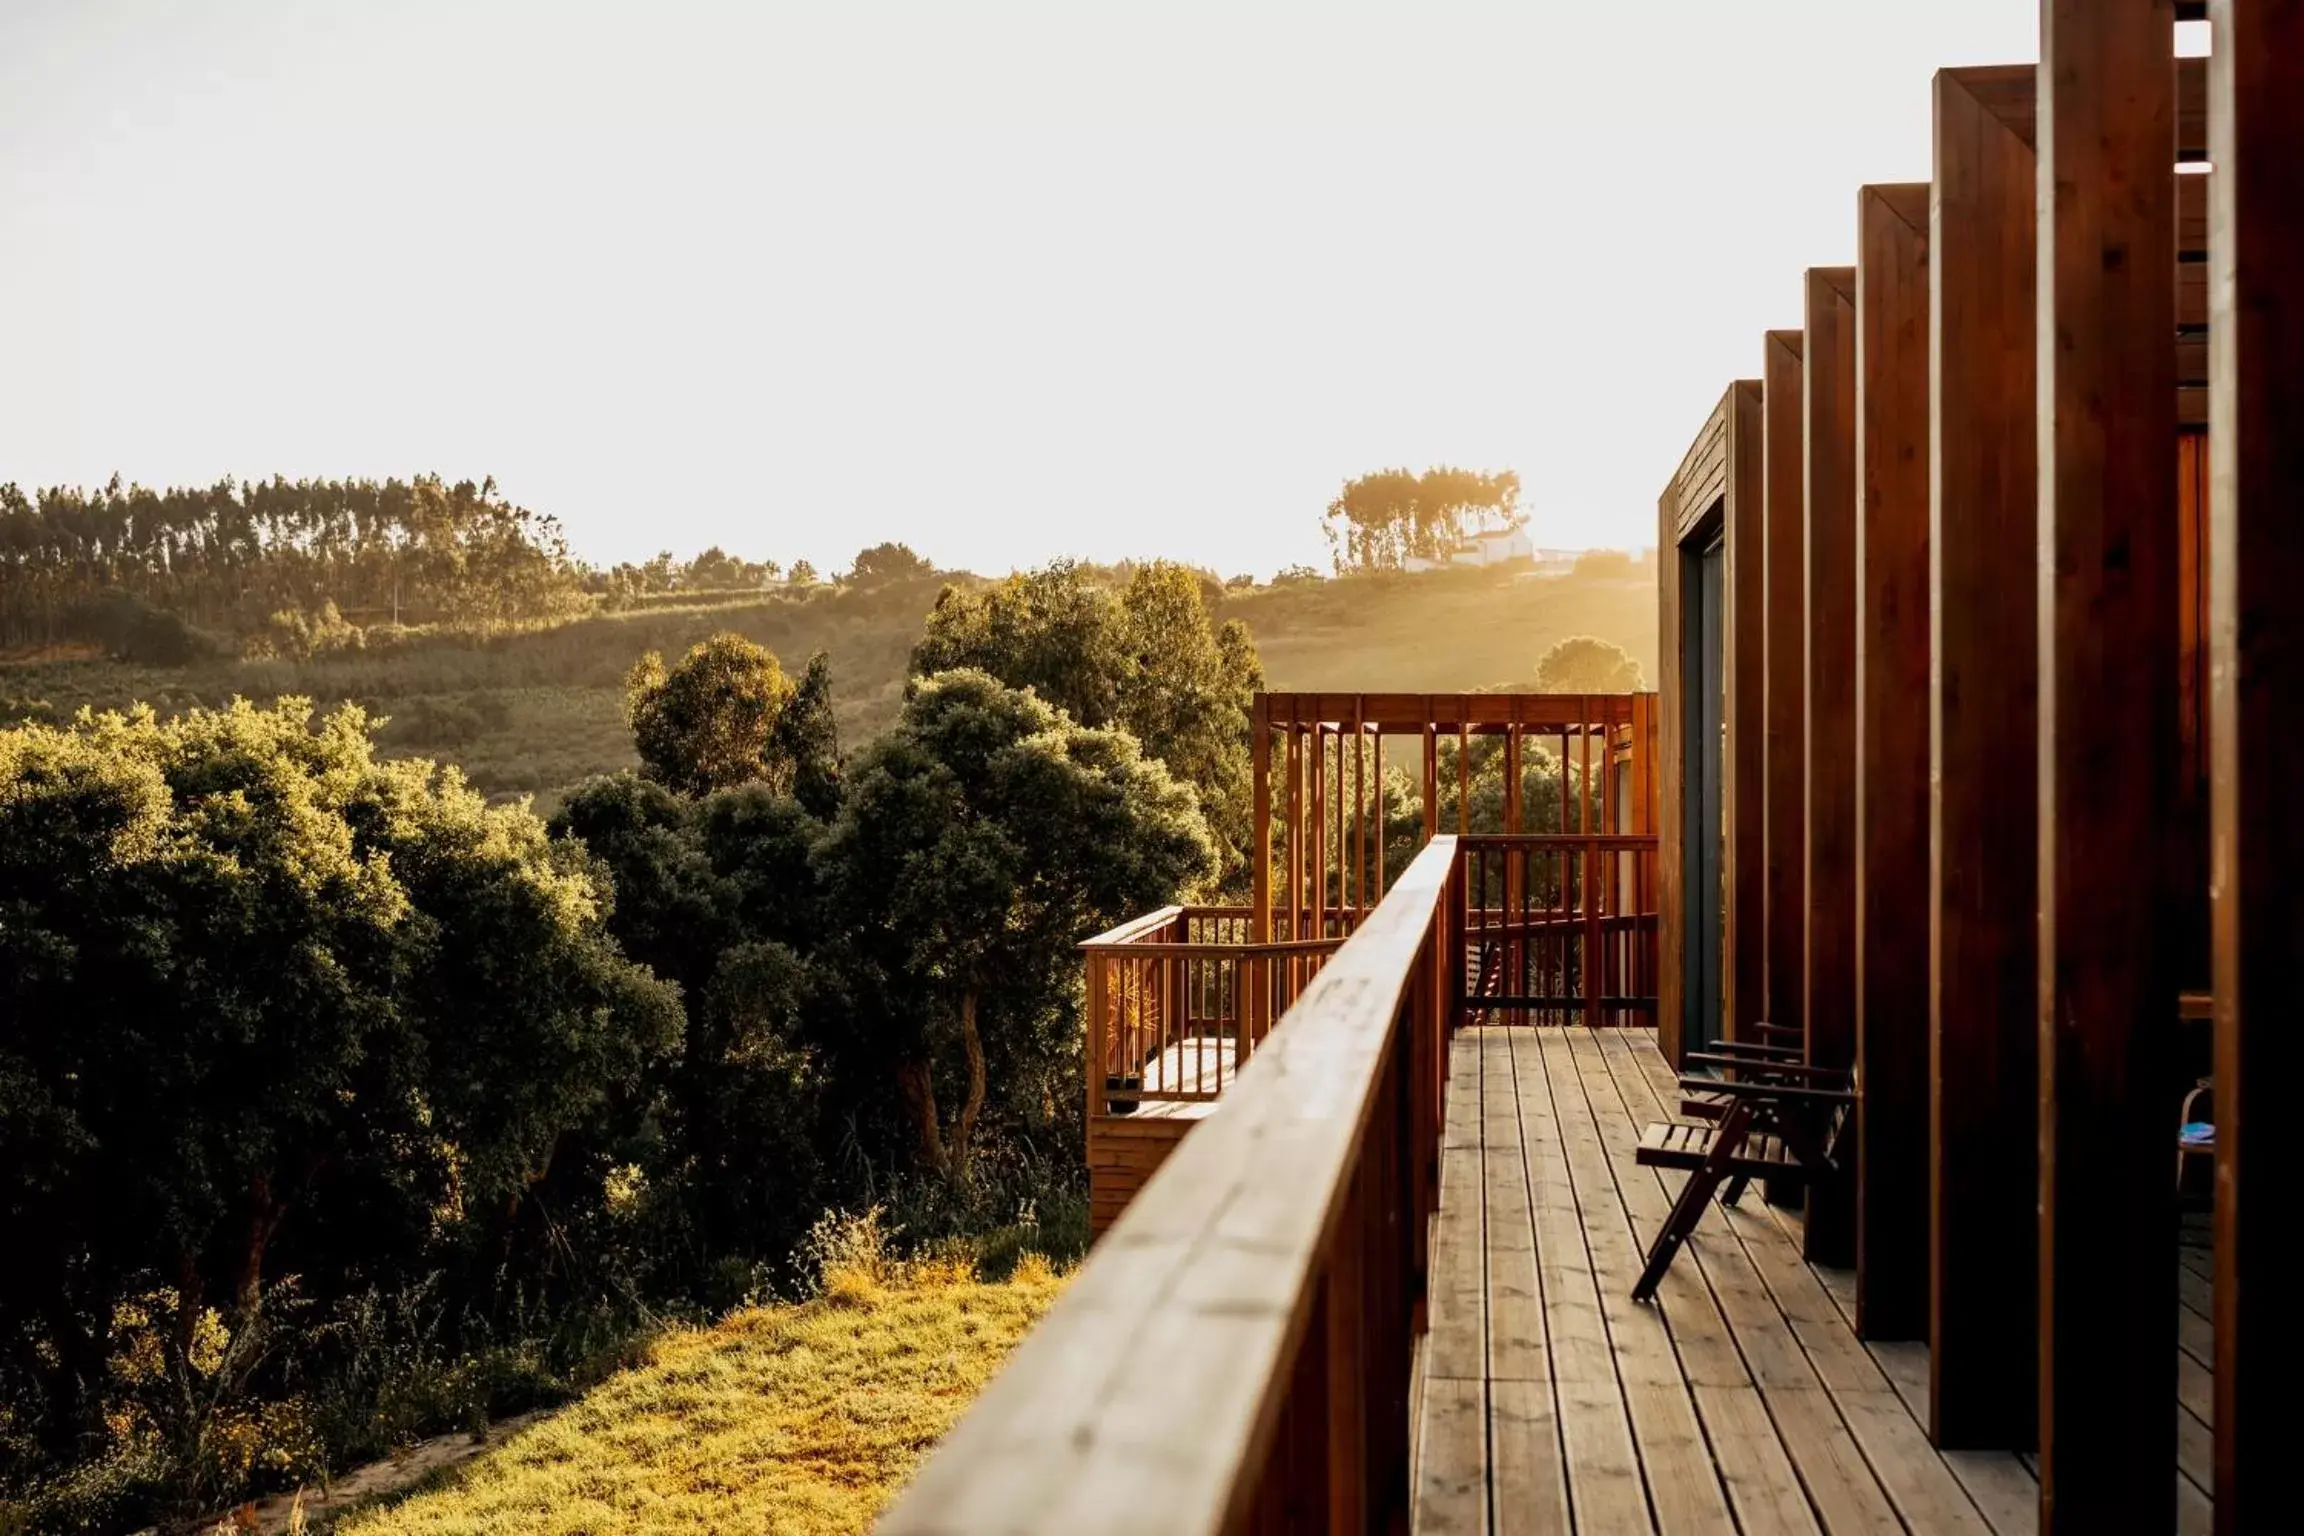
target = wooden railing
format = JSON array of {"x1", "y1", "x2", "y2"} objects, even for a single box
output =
[
  {"x1": 1458, "y1": 832, "x2": 1660, "y2": 1027},
  {"x1": 884, "y1": 837, "x2": 1461, "y2": 1534},
  {"x1": 1084, "y1": 904, "x2": 1352, "y2": 1116}
]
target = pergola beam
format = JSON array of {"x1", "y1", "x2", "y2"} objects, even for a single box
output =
[
  {"x1": 2035, "y1": 4, "x2": 2181, "y2": 1524},
  {"x1": 1927, "y1": 62, "x2": 2040, "y2": 1452},
  {"x1": 2207, "y1": 2, "x2": 2302, "y2": 1530},
  {"x1": 1853, "y1": 183, "x2": 1932, "y2": 1341},
  {"x1": 1802, "y1": 265, "x2": 1860, "y2": 1268}
]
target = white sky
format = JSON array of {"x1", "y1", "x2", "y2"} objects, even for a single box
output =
[{"x1": 0, "y1": 1, "x2": 2051, "y2": 578}]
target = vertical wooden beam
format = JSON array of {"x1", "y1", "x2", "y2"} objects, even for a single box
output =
[
  {"x1": 2036, "y1": 7, "x2": 2178, "y2": 1526},
  {"x1": 1252, "y1": 693, "x2": 1272, "y2": 944},
  {"x1": 1929, "y1": 63, "x2": 2040, "y2": 1452},
  {"x1": 1762, "y1": 330, "x2": 1807, "y2": 1042},
  {"x1": 1725, "y1": 383, "x2": 1768, "y2": 1048},
  {"x1": 1657, "y1": 491, "x2": 1687, "y2": 1066},
  {"x1": 1854, "y1": 184, "x2": 1933, "y2": 1341},
  {"x1": 1286, "y1": 708, "x2": 1305, "y2": 941},
  {"x1": 2209, "y1": 5, "x2": 2303, "y2": 1528},
  {"x1": 1804, "y1": 265, "x2": 1860, "y2": 1269}
]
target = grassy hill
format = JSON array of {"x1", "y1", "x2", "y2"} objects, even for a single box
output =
[
  {"x1": 0, "y1": 564, "x2": 1656, "y2": 815},
  {"x1": 334, "y1": 1260, "x2": 1064, "y2": 1536}
]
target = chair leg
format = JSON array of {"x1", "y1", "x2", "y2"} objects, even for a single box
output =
[
  {"x1": 1721, "y1": 1173, "x2": 1750, "y2": 1207},
  {"x1": 1635, "y1": 1160, "x2": 1725, "y2": 1302},
  {"x1": 1636, "y1": 1101, "x2": 1757, "y2": 1303}
]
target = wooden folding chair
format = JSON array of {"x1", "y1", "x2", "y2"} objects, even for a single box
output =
[{"x1": 1630, "y1": 1070, "x2": 1853, "y2": 1302}]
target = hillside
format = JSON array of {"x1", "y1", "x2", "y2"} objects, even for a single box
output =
[
  {"x1": 335, "y1": 1263, "x2": 1065, "y2": 1536},
  {"x1": 0, "y1": 564, "x2": 1655, "y2": 814}
]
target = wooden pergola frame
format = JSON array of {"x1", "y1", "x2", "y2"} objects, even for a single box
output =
[{"x1": 1654, "y1": 17, "x2": 2283, "y2": 1532}]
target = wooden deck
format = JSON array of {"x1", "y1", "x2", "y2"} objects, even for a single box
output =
[{"x1": 1413, "y1": 1027, "x2": 2211, "y2": 1534}]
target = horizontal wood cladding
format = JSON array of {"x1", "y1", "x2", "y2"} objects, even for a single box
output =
[
  {"x1": 1667, "y1": 386, "x2": 1733, "y2": 540},
  {"x1": 1087, "y1": 1116, "x2": 1195, "y2": 1236}
]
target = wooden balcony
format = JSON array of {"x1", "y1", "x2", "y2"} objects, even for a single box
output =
[{"x1": 1416, "y1": 1025, "x2": 2212, "y2": 1534}]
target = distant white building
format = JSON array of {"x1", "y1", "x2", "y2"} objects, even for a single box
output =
[{"x1": 1403, "y1": 522, "x2": 1536, "y2": 572}]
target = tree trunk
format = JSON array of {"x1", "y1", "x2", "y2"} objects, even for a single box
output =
[
  {"x1": 234, "y1": 1173, "x2": 288, "y2": 1318},
  {"x1": 947, "y1": 990, "x2": 988, "y2": 1182},
  {"x1": 896, "y1": 1056, "x2": 950, "y2": 1177}
]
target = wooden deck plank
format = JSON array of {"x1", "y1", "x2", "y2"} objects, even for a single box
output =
[
  {"x1": 1478, "y1": 1032, "x2": 1571, "y2": 1533},
  {"x1": 1416, "y1": 1030, "x2": 2206, "y2": 1536},
  {"x1": 1566, "y1": 1030, "x2": 1818, "y2": 1536},
  {"x1": 1538, "y1": 1030, "x2": 1737, "y2": 1535},
  {"x1": 1591, "y1": 1033, "x2": 1901, "y2": 1534},
  {"x1": 1416, "y1": 1374, "x2": 1491, "y2": 1536},
  {"x1": 1511, "y1": 1029, "x2": 1655, "y2": 1532}
]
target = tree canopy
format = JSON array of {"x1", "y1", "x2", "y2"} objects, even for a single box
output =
[
  {"x1": 845, "y1": 542, "x2": 935, "y2": 586},
  {"x1": 624, "y1": 635, "x2": 842, "y2": 799},
  {"x1": 1321, "y1": 466, "x2": 1523, "y2": 572},
  {"x1": 909, "y1": 561, "x2": 1262, "y2": 885},
  {"x1": 0, "y1": 474, "x2": 583, "y2": 650},
  {"x1": 0, "y1": 700, "x2": 679, "y2": 1467},
  {"x1": 1534, "y1": 634, "x2": 1646, "y2": 694},
  {"x1": 816, "y1": 670, "x2": 1217, "y2": 1180}
]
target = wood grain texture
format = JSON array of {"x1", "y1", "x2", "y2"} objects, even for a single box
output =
[
  {"x1": 1928, "y1": 63, "x2": 2039, "y2": 1453},
  {"x1": 880, "y1": 840, "x2": 1458, "y2": 1536},
  {"x1": 2036, "y1": 8, "x2": 2181, "y2": 1528},
  {"x1": 1802, "y1": 266, "x2": 1860, "y2": 1270},
  {"x1": 1725, "y1": 383, "x2": 1769, "y2": 1055},
  {"x1": 1762, "y1": 332, "x2": 1807, "y2": 1047},
  {"x1": 2207, "y1": 4, "x2": 2304, "y2": 1531},
  {"x1": 1853, "y1": 184, "x2": 1932, "y2": 1343}
]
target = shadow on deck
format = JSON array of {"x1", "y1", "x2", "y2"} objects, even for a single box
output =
[{"x1": 1413, "y1": 1027, "x2": 2211, "y2": 1535}]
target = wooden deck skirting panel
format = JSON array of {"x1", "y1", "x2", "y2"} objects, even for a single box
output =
[
  {"x1": 1412, "y1": 1027, "x2": 2211, "y2": 1536},
  {"x1": 1087, "y1": 1114, "x2": 1196, "y2": 1238}
]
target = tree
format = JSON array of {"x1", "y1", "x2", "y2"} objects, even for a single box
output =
[
  {"x1": 0, "y1": 700, "x2": 678, "y2": 1455},
  {"x1": 816, "y1": 671, "x2": 1216, "y2": 1181},
  {"x1": 846, "y1": 542, "x2": 934, "y2": 586},
  {"x1": 767, "y1": 652, "x2": 843, "y2": 817},
  {"x1": 624, "y1": 633, "x2": 800, "y2": 796},
  {"x1": 551, "y1": 772, "x2": 833, "y2": 1262},
  {"x1": 1534, "y1": 635, "x2": 1646, "y2": 694},
  {"x1": 909, "y1": 561, "x2": 1263, "y2": 884},
  {"x1": 788, "y1": 559, "x2": 818, "y2": 585},
  {"x1": 1321, "y1": 466, "x2": 1522, "y2": 572}
]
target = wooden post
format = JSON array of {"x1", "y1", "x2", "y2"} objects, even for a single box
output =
[
  {"x1": 1763, "y1": 330, "x2": 1807, "y2": 1045},
  {"x1": 2036, "y1": 7, "x2": 2179, "y2": 1525},
  {"x1": 1317, "y1": 723, "x2": 1336, "y2": 948},
  {"x1": 1804, "y1": 265, "x2": 1860, "y2": 1268},
  {"x1": 1854, "y1": 183, "x2": 1933, "y2": 1341},
  {"x1": 1286, "y1": 710, "x2": 1305, "y2": 942},
  {"x1": 2208, "y1": 5, "x2": 2302, "y2": 1528},
  {"x1": 1252, "y1": 694, "x2": 1272, "y2": 945},
  {"x1": 1725, "y1": 383, "x2": 1768, "y2": 1047},
  {"x1": 1929, "y1": 63, "x2": 2039, "y2": 1452}
]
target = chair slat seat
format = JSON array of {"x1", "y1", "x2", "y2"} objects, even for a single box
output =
[{"x1": 1637, "y1": 1120, "x2": 1801, "y2": 1178}]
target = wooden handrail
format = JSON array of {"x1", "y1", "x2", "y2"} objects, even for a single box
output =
[
  {"x1": 884, "y1": 837, "x2": 1460, "y2": 1534},
  {"x1": 1080, "y1": 905, "x2": 1186, "y2": 949}
]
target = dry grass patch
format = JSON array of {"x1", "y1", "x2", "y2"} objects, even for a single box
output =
[{"x1": 341, "y1": 1259, "x2": 1062, "y2": 1536}]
